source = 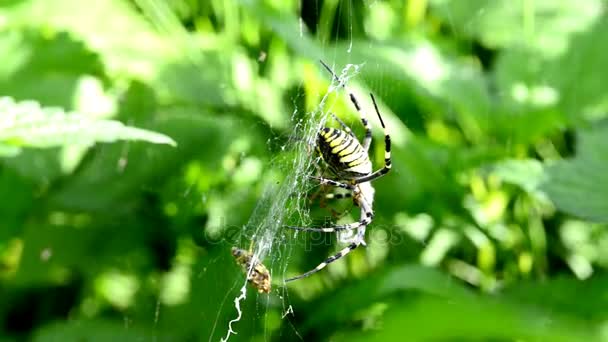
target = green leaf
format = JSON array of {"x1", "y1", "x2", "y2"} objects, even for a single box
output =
[
  {"x1": 3, "y1": 0, "x2": 171, "y2": 78},
  {"x1": 33, "y1": 319, "x2": 176, "y2": 342},
  {"x1": 503, "y1": 274, "x2": 608, "y2": 322},
  {"x1": 546, "y1": 18, "x2": 608, "y2": 121},
  {"x1": 0, "y1": 166, "x2": 35, "y2": 241},
  {"x1": 430, "y1": 0, "x2": 603, "y2": 57},
  {"x1": 542, "y1": 123, "x2": 608, "y2": 222},
  {"x1": 301, "y1": 265, "x2": 598, "y2": 341},
  {"x1": 0, "y1": 29, "x2": 105, "y2": 108},
  {"x1": 492, "y1": 159, "x2": 546, "y2": 194},
  {"x1": 0, "y1": 143, "x2": 21, "y2": 157},
  {"x1": 0, "y1": 96, "x2": 176, "y2": 155},
  {"x1": 338, "y1": 294, "x2": 596, "y2": 342},
  {"x1": 48, "y1": 112, "x2": 237, "y2": 211},
  {"x1": 494, "y1": 18, "x2": 608, "y2": 133},
  {"x1": 299, "y1": 265, "x2": 473, "y2": 332}
]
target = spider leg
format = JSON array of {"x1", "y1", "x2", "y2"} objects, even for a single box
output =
[
  {"x1": 285, "y1": 215, "x2": 371, "y2": 232},
  {"x1": 354, "y1": 93, "x2": 392, "y2": 184},
  {"x1": 348, "y1": 94, "x2": 372, "y2": 152},
  {"x1": 329, "y1": 112, "x2": 356, "y2": 138},
  {"x1": 319, "y1": 60, "x2": 343, "y2": 85},
  {"x1": 324, "y1": 192, "x2": 353, "y2": 200},
  {"x1": 284, "y1": 240, "x2": 361, "y2": 282},
  {"x1": 319, "y1": 60, "x2": 372, "y2": 151},
  {"x1": 308, "y1": 175, "x2": 354, "y2": 190}
]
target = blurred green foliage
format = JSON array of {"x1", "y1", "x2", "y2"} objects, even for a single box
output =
[{"x1": 0, "y1": 0, "x2": 607, "y2": 341}]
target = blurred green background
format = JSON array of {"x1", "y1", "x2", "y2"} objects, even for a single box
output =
[{"x1": 1, "y1": 0, "x2": 608, "y2": 341}]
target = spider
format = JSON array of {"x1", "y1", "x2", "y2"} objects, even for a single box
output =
[{"x1": 284, "y1": 61, "x2": 392, "y2": 282}]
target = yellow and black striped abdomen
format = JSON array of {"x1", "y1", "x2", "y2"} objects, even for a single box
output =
[{"x1": 317, "y1": 127, "x2": 372, "y2": 179}]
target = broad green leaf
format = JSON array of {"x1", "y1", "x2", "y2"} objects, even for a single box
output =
[
  {"x1": 494, "y1": 18, "x2": 608, "y2": 133},
  {"x1": 430, "y1": 0, "x2": 602, "y2": 58},
  {"x1": 491, "y1": 49, "x2": 565, "y2": 143},
  {"x1": 0, "y1": 143, "x2": 21, "y2": 157},
  {"x1": 336, "y1": 294, "x2": 597, "y2": 341},
  {"x1": 0, "y1": 29, "x2": 105, "y2": 108},
  {"x1": 546, "y1": 18, "x2": 608, "y2": 121},
  {"x1": 3, "y1": 0, "x2": 170, "y2": 79},
  {"x1": 298, "y1": 265, "x2": 473, "y2": 332},
  {"x1": 0, "y1": 96, "x2": 176, "y2": 155},
  {"x1": 301, "y1": 265, "x2": 597, "y2": 341},
  {"x1": 542, "y1": 124, "x2": 608, "y2": 222},
  {"x1": 492, "y1": 159, "x2": 546, "y2": 194},
  {"x1": 48, "y1": 112, "x2": 237, "y2": 211},
  {"x1": 33, "y1": 320, "x2": 176, "y2": 342},
  {"x1": 503, "y1": 274, "x2": 608, "y2": 322}
]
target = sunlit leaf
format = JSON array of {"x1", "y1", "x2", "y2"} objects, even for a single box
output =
[
  {"x1": 0, "y1": 97, "x2": 176, "y2": 156},
  {"x1": 48, "y1": 112, "x2": 237, "y2": 211},
  {"x1": 430, "y1": 0, "x2": 602, "y2": 57},
  {"x1": 494, "y1": 18, "x2": 608, "y2": 133},
  {"x1": 492, "y1": 159, "x2": 546, "y2": 194},
  {"x1": 3, "y1": 0, "x2": 170, "y2": 78},
  {"x1": 0, "y1": 143, "x2": 21, "y2": 157},
  {"x1": 546, "y1": 18, "x2": 608, "y2": 121}
]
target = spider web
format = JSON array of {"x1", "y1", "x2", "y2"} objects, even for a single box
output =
[
  {"x1": 133, "y1": 0, "x2": 363, "y2": 340},
  {"x1": 218, "y1": 63, "x2": 362, "y2": 342}
]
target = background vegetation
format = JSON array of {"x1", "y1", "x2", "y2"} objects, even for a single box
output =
[{"x1": 1, "y1": 0, "x2": 607, "y2": 340}]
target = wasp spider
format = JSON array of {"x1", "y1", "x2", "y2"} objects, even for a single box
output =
[
  {"x1": 285, "y1": 61, "x2": 392, "y2": 282},
  {"x1": 231, "y1": 246, "x2": 271, "y2": 293}
]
